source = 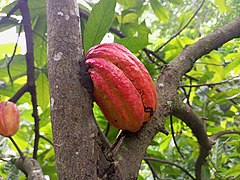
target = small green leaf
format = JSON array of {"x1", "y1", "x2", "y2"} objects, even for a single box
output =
[
  {"x1": 150, "y1": 0, "x2": 169, "y2": 22},
  {"x1": 168, "y1": 0, "x2": 183, "y2": 4},
  {"x1": 214, "y1": 0, "x2": 230, "y2": 13},
  {"x1": 122, "y1": 13, "x2": 138, "y2": 24},
  {"x1": 83, "y1": 0, "x2": 116, "y2": 52},
  {"x1": 36, "y1": 73, "x2": 50, "y2": 111}
]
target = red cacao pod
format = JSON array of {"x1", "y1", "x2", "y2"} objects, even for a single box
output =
[
  {"x1": 86, "y1": 43, "x2": 157, "y2": 122},
  {"x1": 0, "y1": 101, "x2": 20, "y2": 137},
  {"x1": 86, "y1": 58, "x2": 144, "y2": 132}
]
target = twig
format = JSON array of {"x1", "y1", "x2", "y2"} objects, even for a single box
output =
[
  {"x1": 9, "y1": 137, "x2": 24, "y2": 157},
  {"x1": 105, "y1": 122, "x2": 111, "y2": 137},
  {"x1": 39, "y1": 135, "x2": 54, "y2": 146},
  {"x1": 144, "y1": 156, "x2": 195, "y2": 180},
  {"x1": 154, "y1": 0, "x2": 205, "y2": 52},
  {"x1": 7, "y1": 24, "x2": 23, "y2": 84},
  {"x1": 180, "y1": 75, "x2": 240, "y2": 87},
  {"x1": 0, "y1": 2, "x2": 20, "y2": 24},
  {"x1": 170, "y1": 116, "x2": 185, "y2": 159},
  {"x1": 210, "y1": 130, "x2": 240, "y2": 141},
  {"x1": 144, "y1": 158, "x2": 161, "y2": 180}
]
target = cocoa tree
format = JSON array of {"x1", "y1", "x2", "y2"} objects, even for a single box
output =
[{"x1": 0, "y1": 0, "x2": 240, "y2": 179}]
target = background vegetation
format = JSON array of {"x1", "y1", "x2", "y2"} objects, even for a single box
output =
[{"x1": 0, "y1": 0, "x2": 239, "y2": 179}]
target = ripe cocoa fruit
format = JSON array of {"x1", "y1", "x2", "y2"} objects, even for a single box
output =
[
  {"x1": 0, "y1": 101, "x2": 20, "y2": 137},
  {"x1": 86, "y1": 43, "x2": 157, "y2": 132}
]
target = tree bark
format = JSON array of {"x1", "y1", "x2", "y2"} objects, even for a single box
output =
[{"x1": 46, "y1": 0, "x2": 100, "y2": 179}]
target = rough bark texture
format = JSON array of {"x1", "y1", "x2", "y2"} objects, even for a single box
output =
[{"x1": 46, "y1": 0, "x2": 99, "y2": 179}]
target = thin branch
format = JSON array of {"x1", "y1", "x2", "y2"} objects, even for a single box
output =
[
  {"x1": 170, "y1": 116, "x2": 185, "y2": 159},
  {"x1": 39, "y1": 135, "x2": 54, "y2": 146},
  {"x1": 104, "y1": 122, "x2": 111, "y2": 137},
  {"x1": 144, "y1": 158, "x2": 161, "y2": 180},
  {"x1": 9, "y1": 83, "x2": 29, "y2": 103},
  {"x1": 0, "y1": 2, "x2": 20, "y2": 24},
  {"x1": 210, "y1": 130, "x2": 240, "y2": 141},
  {"x1": 144, "y1": 156, "x2": 195, "y2": 180},
  {"x1": 154, "y1": 0, "x2": 205, "y2": 52},
  {"x1": 143, "y1": 48, "x2": 168, "y2": 64},
  {"x1": 9, "y1": 137, "x2": 24, "y2": 157},
  {"x1": 180, "y1": 75, "x2": 240, "y2": 87},
  {"x1": 7, "y1": 24, "x2": 23, "y2": 84}
]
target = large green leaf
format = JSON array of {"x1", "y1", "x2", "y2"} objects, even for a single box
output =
[
  {"x1": 150, "y1": 0, "x2": 169, "y2": 22},
  {"x1": 32, "y1": 15, "x2": 47, "y2": 67},
  {"x1": 116, "y1": 36, "x2": 149, "y2": 53},
  {"x1": 83, "y1": 0, "x2": 116, "y2": 52}
]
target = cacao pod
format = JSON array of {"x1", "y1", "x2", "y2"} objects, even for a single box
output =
[
  {"x1": 0, "y1": 101, "x2": 20, "y2": 137},
  {"x1": 86, "y1": 43, "x2": 157, "y2": 122},
  {"x1": 86, "y1": 58, "x2": 144, "y2": 132}
]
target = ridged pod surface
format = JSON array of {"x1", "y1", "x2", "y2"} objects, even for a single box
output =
[
  {"x1": 86, "y1": 43, "x2": 157, "y2": 122},
  {"x1": 85, "y1": 58, "x2": 144, "y2": 132},
  {"x1": 0, "y1": 101, "x2": 20, "y2": 137}
]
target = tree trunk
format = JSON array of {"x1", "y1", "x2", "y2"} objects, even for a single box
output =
[{"x1": 46, "y1": 0, "x2": 99, "y2": 178}]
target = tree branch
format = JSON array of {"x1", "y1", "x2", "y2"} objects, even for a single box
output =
[
  {"x1": 172, "y1": 98, "x2": 214, "y2": 179},
  {"x1": 154, "y1": 0, "x2": 205, "y2": 52},
  {"x1": 106, "y1": 16, "x2": 240, "y2": 179},
  {"x1": 180, "y1": 74, "x2": 240, "y2": 87},
  {"x1": 210, "y1": 130, "x2": 240, "y2": 141},
  {"x1": 144, "y1": 156, "x2": 195, "y2": 180},
  {"x1": 12, "y1": 157, "x2": 44, "y2": 180},
  {"x1": 19, "y1": 0, "x2": 40, "y2": 160}
]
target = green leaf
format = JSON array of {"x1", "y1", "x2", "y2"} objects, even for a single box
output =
[
  {"x1": 36, "y1": 73, "x2": 50, "y2": 111},
  {"x1": 0, "y1": 17, "x2": 19, "y2": 33},
  {"x1": 122, "y1": 12, "x2": 138, "y2": 24},
  {"x1": 214, "y1": 0, "x2": 230, "y2": 13},
  {"x1": 83, "y1": 0, "x2": 116, "y2": 52},
  {"x1": 225, "y1": 164, "x2": 240, "y2": 178},
  {"x1": 150, "y1": 0, "x2": 169, "y2": 22},
  {"x1": 32, "y1": 15, "x2": 47, "y2": 67},
  {"x1": 117, "y1": 0, "x2": 138, "y2": 8},
  {"x1": 201, "y1": 165, "x2": 211, "y2": 180},
  {"x1": 168, "y1": 0, "x2": 183, "y2": 4},
  {"x1": 115, "y1": 36, "x2": 149, "y2": 53}
]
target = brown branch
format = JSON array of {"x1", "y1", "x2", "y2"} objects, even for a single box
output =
[
  {"x1": 154, "y1": 0, "x2": 205, "y2": 52},
  {"x1": 12, "y1": 157, "x2": 44, "y2": 179},
  {"x1": 9, "y1": 137, "x2": 24, "y2": 157},
  {"x1": 19, "y1": 0, "x2": 40, "y2": 160},
  {"x1": 180, "y1": 75, "x2": 240, "y2": 87},
  {"x1": 144, "y1": 156, "x2": 195, "y2": 180},
  {"x1": 172, "y1": 99, "x2": 214, "y2": 180},
  {"x1": 39, "y1": 135, "x2": 54, "y2": 146},
  {"x1": 144, "y1": 158, "x2": 161, "y2": 180},
  {"x1": 168, "y1": 16, "x2": 240, "y2": 77},
  {"x1": 210, "y1": 130, "x2": 240, "y2": 141},
  {"x1": 170, "y1": 116, "x2": 185, "y2": 159}
]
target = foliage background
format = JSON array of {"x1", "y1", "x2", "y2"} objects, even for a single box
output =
[{"x1": 0, "y1": 0, "x2": 239, "y2": 179}]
